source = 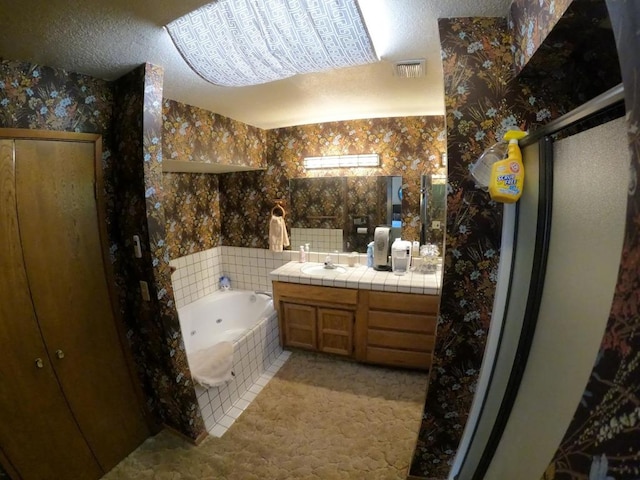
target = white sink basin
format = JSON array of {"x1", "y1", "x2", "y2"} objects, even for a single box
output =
[{"x1": 300, "y1": 263, "x2": 348, "y2": 276}]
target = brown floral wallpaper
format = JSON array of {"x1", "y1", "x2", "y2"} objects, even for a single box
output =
[
  {"x1": 289, "y1": 176, "x2": 346, "y2": 230},
  {"x1": 510, "y1": 0, "x2": 572, "y2": 73},
  {"x1": 515, "y1": 0, "x2": 621, "y2": 108},
  {"x1": 219, "y1": 117, "x2": 446, "y2": 249},
  {"x1": 542, "y1": 2, "x2": 640, "y2": 479},
  {"x1": 165, "y1": 115, "x2": 445, "y2": 254},
  {"x1": 288, "y1": 175, "x2": 393, "y2": 252},
  {"x1": 409, "y1": 16, "x2": 573, "y2": 478},
  {"x1": 163, "y1": 172, "x2": 221, "y2": 258},
  {"x1": 109, "y1": 64, "x2": 204, "y2": 440},
  {"x1": 162, "y1": 98, "x2": 266, "y2": 168}
]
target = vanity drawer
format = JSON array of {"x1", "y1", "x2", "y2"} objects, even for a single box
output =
[
  {"x1": 368, "y1": 311, "x2": 436, "y2": 334},
  {"x1": 273, "y1": 281, "x2": 357, "y2": 306},
  {"x1": 367, "y1": 329, "x2": 435, "y2": 352},
  {"x1": 365, "y1": 346, "x2": 432, "y2": 370},
  {"x1": 368, "y1": 291, "x2": 439, "y2": 314}
]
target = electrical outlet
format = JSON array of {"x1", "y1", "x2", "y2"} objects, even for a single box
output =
[
  {"x1": 432, "y1": 220, "x2": 441, "y2": 230},
  {"x1": 139, "y1": 280, "x2": 151, "y2": 301}
]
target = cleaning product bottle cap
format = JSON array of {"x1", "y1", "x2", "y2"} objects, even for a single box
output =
[{"x1": 503, "y1": 129, "x2": 528, "y2": 142}]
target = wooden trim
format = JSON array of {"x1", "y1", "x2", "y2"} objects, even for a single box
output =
[
  {"x1": 0, "y1": 128, "x2": 100, "y2": 142},
  {"x1": 354, "y1": 289, "x2": 369, "y2": 361},
  {"x1": 272, "y1": 281, "x2": 286, "y2": 347}
]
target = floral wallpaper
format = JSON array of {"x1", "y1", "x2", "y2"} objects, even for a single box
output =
[
  {"x1": 542, "y1": 1, "x2": 640, "y2": 479},
  {"x1": 288, "y1": 176, "x2": 390, "y2": 252},
  {"x1": 510, "y1": 0, "x2": 573, "y2": 73},
  {"x1": 111, "y1": 64, "x2": 204, "y2": 441},
  {"x1": 409, "y1": 16, "x2": 574, "y2": 478},
  {"x1": 219, "y1": 117, "x2": 446, "y2": 250},
  {"x1": 0, "y1": 60, "x2": 113, "y2": 134},
  {"x1": 220, "y1": 169, "x2": 279, "y2": 249},
  {"x1": 162, "y1": 98, "x2": 266, "y2": 168},
  {"x1": 163, "y1": 172, "x2": 221, "y2": 258},
  {"x1": 290, "y1": 176, "x2": 345, "y2": 229},
  {"x1": 165, "y1": 114, "x2": 445, "y2": 254},
  {"x1": 346, "y1": 176, "x2": 388, "y2": 252},
  {"x1": 513, "y1": 0, "x2": 621, "y2": 108},
  {"x1": 161, "y1": 99, "x2": 265, "y2": 258}
]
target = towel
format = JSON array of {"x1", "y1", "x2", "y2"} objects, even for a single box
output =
[
  {"x1": 269, "y1": 214, "x2": 289, "y2": 252},
  {"x1": 189, "y1": 341, "x2": 234, "y2": 388}
]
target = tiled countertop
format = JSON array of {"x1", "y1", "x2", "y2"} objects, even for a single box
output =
[{"x1": 270, "y1": 261, "x2": 442, "y2": 295}]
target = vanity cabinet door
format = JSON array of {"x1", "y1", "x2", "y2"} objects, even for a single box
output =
[
  {"x1": 318, "y1": 308, "x2": 353, "y2": 356},
  {"x1": 282, "y1": 302, "x2": 317, "y2": 350}
]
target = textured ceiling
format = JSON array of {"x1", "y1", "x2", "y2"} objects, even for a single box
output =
[{"x1": 0, "y1": 0, "x2": 512, "y2": 128}]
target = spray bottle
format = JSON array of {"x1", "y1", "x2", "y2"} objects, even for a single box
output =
[{"x1": 488, "y1": 129, "x2": 528, "y2": 203}]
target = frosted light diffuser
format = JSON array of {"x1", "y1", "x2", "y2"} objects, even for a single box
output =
[
  {"x1": 303, "y1": 154, "x2": 380, "y2": 169},
  {"x1": 166, "y1": 0, "x2": 378, "y2": 87}
]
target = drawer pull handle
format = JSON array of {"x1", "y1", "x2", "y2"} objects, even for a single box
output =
[
  {"x1": 55, "y1": 349, "x2": 65, "y2": 359},
  {"x1": 35, "y1": 358, "x2": 44, "y2": 368}
]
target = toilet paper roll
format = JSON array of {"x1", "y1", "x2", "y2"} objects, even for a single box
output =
[{"x1": 357, "y1": 227, "x2": 367, "y2": 234}]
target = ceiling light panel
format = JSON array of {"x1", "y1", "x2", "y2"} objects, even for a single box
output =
[{"x1": 166, "y1": 0, "x2": 378, "y2": 87}]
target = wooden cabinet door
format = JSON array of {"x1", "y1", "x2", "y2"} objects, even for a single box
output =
[
  {"x1": 14, "y1": 139, "x2": 149, "y2": 471},
  {"x1": 318, "y1": 308, "x2": 353, "y2": 356},
  {"x1": 283, "y1": 303, "x2": 317, "y2": 349},
  {"x1": 0, "y1": 140, "x2": 103, "y2": 480}
]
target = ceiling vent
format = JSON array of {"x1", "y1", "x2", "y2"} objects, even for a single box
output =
[{"x1": 394, "y1": 60, "x2": 426, "y2": 78}]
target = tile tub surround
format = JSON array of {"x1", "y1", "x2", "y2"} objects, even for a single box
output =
[
  {"x1": 170, "y1": 246, "x2": 296, "y2": 308},
  {"x1": 270, "y1": 259, "x2": 442, "y2": 295},
  {"x1": 193, "y1": 312, "x2": 287, "y2": 437},
  {"x1": 169, "y1": 246, "x2": 379, "y2": 308}
]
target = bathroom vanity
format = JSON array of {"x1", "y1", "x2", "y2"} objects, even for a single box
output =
[{"x1": 271, "y1": 261, "x2": 441, "y2": 370}]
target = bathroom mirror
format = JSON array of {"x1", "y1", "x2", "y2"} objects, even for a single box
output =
[
  {"x1": 420, "y1": 173, "x2": 446, "y2": 247},
  {"x1": 288, "y1": 176, "x2": 402, "y2": 253}
]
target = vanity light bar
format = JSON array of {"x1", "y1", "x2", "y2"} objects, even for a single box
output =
[{"x1": 303, "y1": 154, "x2": 380, "y2": 169}]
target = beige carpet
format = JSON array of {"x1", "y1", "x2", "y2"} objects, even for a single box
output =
[{"x1": 104, "y1": 351, "x2": 429, "y2": 480}]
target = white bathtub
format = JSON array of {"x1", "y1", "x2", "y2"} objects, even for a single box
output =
[
  {"x1": 177, "y1": 289, "x2": 283, "y2": 436},
  {"x1": 178, "y1": 290, "x2": 275, "y2": 353}
]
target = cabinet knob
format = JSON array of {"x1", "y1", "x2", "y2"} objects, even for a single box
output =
[
  {"x1": 35, "y1": 358, "x2": 44, "y2": 368},
  {"x1": 55, "y1": 349, "x2": 65, "y2": 359}
]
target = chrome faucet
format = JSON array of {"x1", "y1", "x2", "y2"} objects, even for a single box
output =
[
  {"x1": 323, "y1": 253, "x2": 337, "y2": 269},
  {"x1": 254, "y1": 290, "x2": 273, "y2": 298}
]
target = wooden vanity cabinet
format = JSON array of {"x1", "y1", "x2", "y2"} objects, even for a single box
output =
[
  {"x1": 273, "y1": 282, "x2": 356, "y2": 357},
  {"x1": 356, "y1": 290, "x2": 439, "y2": 370},
  {"x1": 274, "y1": 280, "x2": 439, "y2": 370}
]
